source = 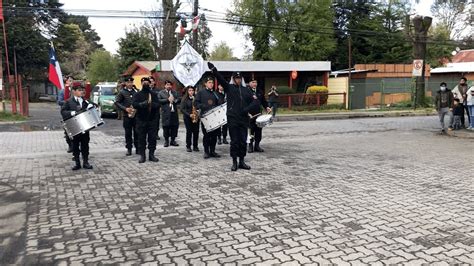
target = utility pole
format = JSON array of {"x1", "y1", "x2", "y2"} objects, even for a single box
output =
[
  {"x1": 348, "y1": 36, "x2": 352, "y2": 110},
  {"x1": 192, "y1": 0, "x2": 198, "y2": 50},
  {"x1": 412, "y1": 16, "x2": 432, "y2": 108}
]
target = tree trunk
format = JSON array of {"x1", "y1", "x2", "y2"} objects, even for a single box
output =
[
  {"x1": 160, "y1": 0, "x2": 181, "y2": 60},
  {"x1": 413, "y1": 16, "x2": 432, "y2": 108}
]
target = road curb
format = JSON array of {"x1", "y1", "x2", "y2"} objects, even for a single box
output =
[{"x1": 275, "y1": 111, "x2": 437, "y2": 122}]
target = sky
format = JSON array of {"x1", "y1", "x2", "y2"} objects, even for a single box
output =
[{"x1": 60, "y1": 0, "x2": 434, "y2": 59}]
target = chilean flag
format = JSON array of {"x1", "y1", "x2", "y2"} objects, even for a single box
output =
[{"x1": 48, "y1": 43, "x2": 64, "y2": 90}]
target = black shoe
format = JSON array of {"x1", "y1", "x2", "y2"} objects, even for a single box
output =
[
  {"x1": 83, "y1": 161, "x2": 93, "y2": 169},
  {"x1": 170, "y1": 141, "x2": 179, "y2": 146},
  {"x1": 210, "y1": 152, "x2": 221, "y2": 158},
  {"x1": 218, "y1": 138, "x2": 222, "y2": 145},
  {"x1": 139, "y1": 154, "x2": 146, "y2": 163},
  {"x1": 203, "y1": 153, "x2": 210, "y2": 159},
  {"x1": 164, "y1": 141, "x2": 169, "y2": 147},
  {"x1": 193, "y1": 147, "x2": 200, "y2": 152},
  {"x1": 254, "y1": 146, "x2": 264, "y2": 152},
  {"x1": 239, "y1": 159, "x2": 251, "y2": 170},
  {"x1": 231, "y1": 158, "x2": 238, "y2": 171},
  {"x1": 149, "y1": 153, "x2": 159, "y2": 162},
  {"x1": 72, "y1": 159, "x2": 81, "y2": 170},
  {"x1": 126, "y1": 149, "x2": 132, "y2": 156},
  {"x1": 248, "y1": 144, "x2": 254, "y2": 153},
  {"x1": 223, "y1": 139, "x2": 229, "y2": 144},
  {"x1": 186, "y1": 147, "x2": 192, "y2": 152},
  {"x1": 67, "y1": 145, "x2": 73, "y2": 153}
]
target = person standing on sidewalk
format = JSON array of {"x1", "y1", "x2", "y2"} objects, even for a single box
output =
[
  {"x1": 158, "y1": 80, "x2": 180, "y2": 147},
  {"x1": 216, "y1": 84, "x2": 228, "y2": 145},
  {"x1": 132, "y1": 77, "x2": 160, "y2": 163},
  {"x1": 451, "y1": 77, "x2": 470, "y2": 128},
  {"x1": 466, "y1": 85, "x2": 474, "y2": 130},
  {"x1": 57, "y1": 87, "x2": 72, "y2": 153},
  {"x1": 61, "y1": 85, "x2": 95, "y2": 170},
  {"x1": 180, "y1": 86, "x2": 200, "y2": 152},
  {"x1": 247, "y1": 77, "x2": 271, "y2": 153},
  {"x1": 268, "y1": 85, "x2": 279, "y2": 118},
  {"x1": 114, "y1": 77, "x2": 138, "y2": 156},
  {"x1": 150, "y1": 76, "x2": 162, "y2": 140},
  {"x1": 435, "y1": 82, "x2": 454, "y2": 133}
]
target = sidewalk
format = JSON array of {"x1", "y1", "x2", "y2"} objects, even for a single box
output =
[{"x1": 275, "y1": 109, "x2": 437, "y2": 121}]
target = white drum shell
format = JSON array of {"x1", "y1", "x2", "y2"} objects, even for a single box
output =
[
  {"x1": 201, "y1": 103, "x2": 227, "y2": 132},
  {"x1": 256, "y1": 114, "x2": 273, "y2": 128},
  {"x1": 63, "y1": 108, "x2": 104, "y2": 139}
]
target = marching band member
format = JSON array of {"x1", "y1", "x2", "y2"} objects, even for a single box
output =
[
  {"x1": 114, "y1": 77, "x2": 138, "y2": 156},
  {"x1": 216, "y1": 84, "x2": 229, "y2": 145},
  {"x1": 247, "y1": 77, "x2": 271, "y2": 153},
  {"x1": 180, "y1": 86, "x2": 200, "y2": 152},
  {"x1": 61, "y1": 84, "x2": 96, "y2": 170},
  {"x1": 208, "y1": 62, "x2": 256, "y2": 171},
  {"x1": 132, "y1": 77, "x2": 160, "y2": 163},
  {"x1": 195, "y1": 76, "x2": 221, "y2": 159},
  {"x1": 158, "y1": 80, "x2": 181, "y2": 147},
  {"x1": 149, "y1": 76, "x2": 162, "y2": 140}
]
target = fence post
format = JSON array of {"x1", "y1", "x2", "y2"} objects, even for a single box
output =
[
  {"x1": 18, "y1": 75, "x2": 24, "y2": 116},
  {"x1": 316, "y1": 93, "x2": 320, "y2": 107},
  {"x1": 288, "y1": 95, "x2": 292, "y2": 110},
  {"x1": 343, "y1": 92, "x2": 347, "y2": 109}
]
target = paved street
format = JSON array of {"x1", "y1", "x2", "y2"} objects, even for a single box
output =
[{"x1": 0, "y1": 113, "x2": 473, "y2": 264}]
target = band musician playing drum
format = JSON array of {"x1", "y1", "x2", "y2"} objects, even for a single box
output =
[
  {"x1": 208, "y1": 62, "x2": 256, "y2": 171},
  {"x1": 61, "y1": 84, "x2": 96, "y2": 170},
  {"x1": 247, "y1": 77, "x2": 271, "y2": 153},
  {"x1": 195, "y1": 76, "x2": 221, "y2": 159}
]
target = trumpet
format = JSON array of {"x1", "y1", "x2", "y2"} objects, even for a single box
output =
[
  {"x1": 191, "y1": 97, "x2": 199, "y2": 123},
  {"x1": 127, "y1": 107, "x2": 137, "y2": 118}
]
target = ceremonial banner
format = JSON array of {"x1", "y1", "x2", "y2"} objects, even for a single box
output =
[{"x1": 170, "y1": 42, "x2": 205, "y2": 87}]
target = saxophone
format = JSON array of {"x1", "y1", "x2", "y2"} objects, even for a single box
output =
[{"x1": 191, "y1": 97, "x2": 199, "y2": 123}]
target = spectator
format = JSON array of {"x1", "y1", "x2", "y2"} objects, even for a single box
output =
[
  {"x1": 467, "y1": 85, "x2": 474, "y2": 130},
  {"x1": 451, "y1": 98, "x2": 463, "y2": 130},
  {"x1": 434, "y1": 82, "x2": 454, "y2": 133},
  {"x1": 268, "y1": 85, "x2": 279, "y2": 118},
  {"x1": 451, "y1": 77, "x2": 470, "y2": 128}
]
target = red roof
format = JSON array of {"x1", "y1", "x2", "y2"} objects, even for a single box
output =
[{"x1": 452, "y1": 49, "x2": 474, "y2": 63}]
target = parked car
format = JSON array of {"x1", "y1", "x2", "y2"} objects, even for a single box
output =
[{"x1": 92, "y1": 82, "x2": 118, "y2": 117}]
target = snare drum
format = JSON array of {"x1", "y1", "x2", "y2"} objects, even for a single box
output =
[
  {"x1": 256, "y1": 114, "x2": 273, "y2": 128},
  {"x1": 201, "y1": 103, "x2": 227, "y2": 132},
  {"x1": 62, "y1": 107, "x2": 104, "y2": 139}
]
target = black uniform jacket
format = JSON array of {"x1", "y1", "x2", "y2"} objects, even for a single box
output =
[
  {"x1": 158, "y1": 89, "x2": 181, "y2": 127},
  {"x1": 132, "y1": 87, "x2": 160, "y2": 122}
]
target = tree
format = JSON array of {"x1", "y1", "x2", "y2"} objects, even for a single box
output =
[
  {"x1": 231, "y1": 0, "x2": 336, "y2": 61},
  {"x1": 210, "y1": 41, "x2": 237, "y2": 61},
  {"x1": 117, "y1": 26, "x2": 156, "y2": 71},
  {"x1": 413, "y1": 15, "x2": 432, "y2": 107},
  {"x1": 61, "y1": 15, "x2": 103, "y2": 51},
  {"x1": 160, "y1": 0, "x2": 181, "y2": 60},
  {"x1": 55, "y1": 23, "x2": 91, "y2": 78},
  {"x1": 430, "y1": 0, "x2": 471, "y2": 40},
  {"x1": 195, "y1": 15, "x2": 212, "y2": 59},
  {"x1": 86, "y1": 50, "x2": 120, "y2": 86},
  {"x1": 2, "y1": 0, "x2": 65, "y2": 79},
  {"x1": 426, "y1": 24, "x2": 455, "y2": 67}
]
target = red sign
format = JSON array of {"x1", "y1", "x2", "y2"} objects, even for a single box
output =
[{"x1": 291, "y1": 70, "x2": 298, "y2": 80}]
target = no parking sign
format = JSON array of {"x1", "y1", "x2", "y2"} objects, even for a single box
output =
[{"x1": 412, "y1": 59, "x2": 423, "y2": 77}]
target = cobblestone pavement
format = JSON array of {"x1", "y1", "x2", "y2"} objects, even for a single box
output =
[{"x1": 0, "y1": 116, "x2": 473, "y2": 265}]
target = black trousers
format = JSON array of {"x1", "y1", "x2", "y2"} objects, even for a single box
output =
[
  {"x1": 462, "y1": 103, "x2": 470, "y2": 126},
  {"x1": 162, "y1": 125, "x2": 178, "y2": 141},
  {"x1": 64, "y1": 129, "x2": 72, "y2": 146},
  {"x1": 72, "y1": 132, "x2": 90, "y2": 160},
  {"x1": 201, "y1": 123, "x2": 218, "y2": 153},
  {"x1": 184, "y1": 117, "x2": 199, "y2": 148},
  {"x1": 217, "y1": 124, "x2": 228, "y2": 139},
  {"x1": 156, "y1": 113, "x2": 161, "y2": 135},
  {"x1": 137, "y1": 120, "x2": 158, "y2": 153},
  {"x1": 249, "y1": 119, "x2": 263, "y2": 145},
  {"x1": 123, "y1": 116, "x2": 138, "y2": 149},
  {"x1": 228, "y1": 124, "x2": 248, "y2": 159}
]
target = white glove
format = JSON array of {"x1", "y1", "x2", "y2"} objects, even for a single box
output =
[
  {"x1": 87, "y1": 103, "x2": 94, "y2": 109},
  {"x1": 70, "y1": 111, "x2": 76, "y2": 116}
]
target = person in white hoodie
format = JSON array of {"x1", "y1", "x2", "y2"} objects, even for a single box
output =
[{"x1": 466, "y1": 85, "x2": 474, "y2": 130}]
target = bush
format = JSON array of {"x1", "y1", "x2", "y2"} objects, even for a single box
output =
[
  {"x1": 305, "y1": 85, "x2": 328, "y2": 105},
  {"x1": 275, "y1": 86, "x2": 295, "y2": 94}
]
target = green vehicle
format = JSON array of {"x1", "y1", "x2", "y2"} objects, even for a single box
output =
[{"x1": 91, "y1": 82, "x2": 118, "y2": 117}]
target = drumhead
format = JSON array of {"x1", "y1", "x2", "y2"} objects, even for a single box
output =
[{"x1": 256, "y1": 114, "x2": 272, "y2": 122}]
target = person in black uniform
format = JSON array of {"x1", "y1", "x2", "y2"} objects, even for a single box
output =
[
  {"x1": 180, "y1": 86, "x2": 200, "y2": 152},
  {"x1": 132, "y1": 77, "x2": 160, "y2": 163},
  {"x1": 208, "y1": 62, "x2": 256, "y2": 171},
  {"x1": 114, "y1": 77, "x2": 138, "y2": 156},
  {"x1": 57, "y1": 87, "x2": 73, "y2": 153},
  {"x1": 216, "y1": 84, "x2": 229, "y2": 145},
  {"x1": 195, "y1": 76, "x2": 221, "y2": 159},
  {"x1": 61, "y1": 84, "x2": 95, "y2": 170},
  {"x1": 158, "y1": 80, "x2": 181, "y2": 147},
  {"x1": 247, "y1": 77, "x2": 271, "y2": 153},
  {"x1": 149, "y1": 76, "x2": 161, "y2": 140}
]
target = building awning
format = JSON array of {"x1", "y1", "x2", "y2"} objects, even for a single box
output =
[
  {"x1": 431, "y1": 62, "x2": 474, "y2": 74},
  {"x1": 159, "y1": 60, "x2": 331, "y2": 72},
  {"x1": 330, "y1": 69, "x2": 378, "y2": 77}
]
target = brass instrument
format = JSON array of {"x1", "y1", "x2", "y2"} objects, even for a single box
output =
[
  {"x1": 128, "y1": 107, "x2": 136, "y2": 118},
  {"x1": 191, "y1": 97, "x2": 199, "y2": 123}
]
